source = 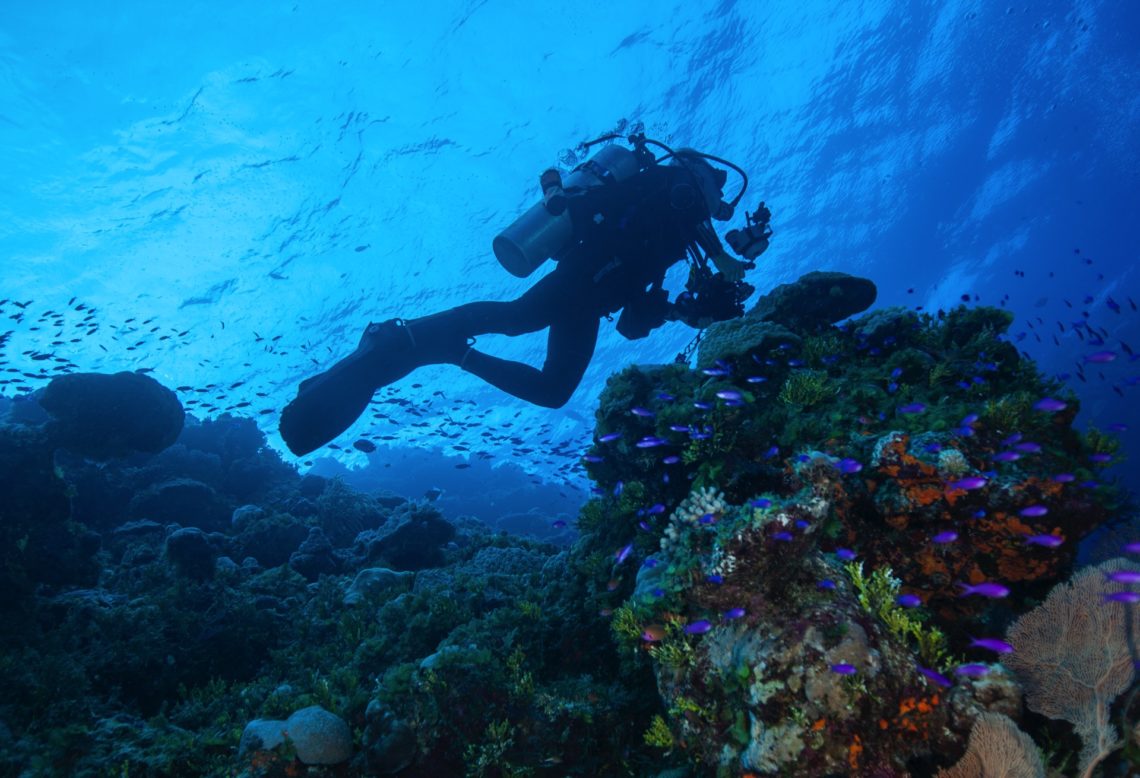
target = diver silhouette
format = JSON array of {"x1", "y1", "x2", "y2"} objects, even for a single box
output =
[{"x1": 279, "y1": 134, "x2": 772, "y2": 456}]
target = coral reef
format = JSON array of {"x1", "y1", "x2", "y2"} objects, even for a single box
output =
[{"x1": 0, "y1": 272, "x2": 1134, "y2": 777}]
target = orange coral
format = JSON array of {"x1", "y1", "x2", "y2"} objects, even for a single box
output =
[{"x1": 848, "y1": 734, "x2": 863, "y2": 771}]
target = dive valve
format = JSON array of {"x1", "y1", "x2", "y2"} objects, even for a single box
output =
[{"x1": 493, "y1": 144, "x2": 640, "y2": 278}]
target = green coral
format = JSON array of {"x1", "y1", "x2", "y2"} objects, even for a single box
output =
[
  {"x1": 778, "y1": 369, "x2": 835, "y2": 407},
  {"x1": 644, "y1": 715, "x2": 675, "y2": 748},
  {"x1": 845, "y1": 562, "x2": 952, "y2": 667}
]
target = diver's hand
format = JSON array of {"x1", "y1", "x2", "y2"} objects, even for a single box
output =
[{"x1": 711, "y1": 252, "x2": 748, "y2": 282}]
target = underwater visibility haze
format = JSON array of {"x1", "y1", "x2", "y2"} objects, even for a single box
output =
[{"x1": 1, "y1": 1, "x2": 1139, "y2": 775}]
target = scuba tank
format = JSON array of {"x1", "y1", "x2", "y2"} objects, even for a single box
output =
[{"x1": 492, "y1": 144, "x2": 642, "y2": 278}]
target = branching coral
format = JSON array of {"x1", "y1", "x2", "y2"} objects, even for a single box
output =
[
  {"x1": 1004, "y1": 558, "x2": 1140, "y2": 778},
  {"x1": 778, "y1": 369, "x2": 835, "y2": 407}
]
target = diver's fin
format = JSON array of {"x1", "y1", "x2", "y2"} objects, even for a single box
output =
[{"x1": 279, "y1": 320, "x2": 415, "y2": 456}]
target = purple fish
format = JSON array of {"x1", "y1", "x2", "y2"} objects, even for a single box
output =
[
  {"x1": 970, "y1": 637, "x2": 1014, "y2": 654},
  {"x1": 1105, "y1": 570, "x2": 1140, "y2": 584},
  {"x1": 932, "y1": 531, "x2": 959, "y2": 544},
  {"x1": 638, "y1": 521, "x2": 651, "y2": 532},
  {"x1": 647, "y1": 503, "x2": 666, "y2": 515},
  {"x1": 613, "y1": 480, "x2": 624, "y2": 496},
  {"x1": 745, "y1": 376, "x2": 768, "y2": 384},
  {"x1": 1001, "y1": 433, "x2": 1023, "y2": 446},
  {"x1": 702, "y1": 367, "x2": 730, "y2": 377},
  {"x1": 949, "y1": 476, "x2": 987, "y2": 490},
  {"x1": 1019, "y1": 505, "x2": 1049, "y2": 517},
  {"x1": 1015, "y1": 442, "x2": 1042, "y2": 453},
  {"x1": 972, "y1": 509, "x2": 987, "y2": 519},
  {"x1": 652, "y1": 587, "x2": 666, "y2": 598},
  {"x1": 662, "y1": 455, "x2": 680, "y2": 465},
  {"x1": 795, "y1": 519, "x2": 809, "y2": 529},
  {"x1": 1107, "y1": 423, "x2": 1129, "y2": 432},
  {"x1": 835, "y1": 458, "x2": 863, "y2": 474},
  {"x1": 583, "y1": 454, "x2": 604, "y2": 463},
  {"x1": 636, "y1": 436, "x2": 667, "y2": 448},
  {"x1": 1053, "y1": 473, "x2": 1076, "y2": 483},
  {"x1": 961, "y1": 413, "x2": 980, "y2": 425},
  {"x1": 750, "y1": 498, "x2": 772, "y2": 509},
  {"x1": 723, "y1": 607, "x2": 746, "y2": 620},
  {"x1": 835, "y1": 548, "x2": 857, "y2": 561},
  {"x1": 818, "y1": 579, "x2": 837, "y2": 590},
  {"x1": 599, "y1": 432, "x2": 622, "y2": 442},
  {"x1": 693, "y1": 401, "x2": 713, "y2": 410},
  {"x1": 994, "y1": 451, "x2": 1021, "y2": 462},
  {"x1": 642, "y1": 558, "x2": 659, "y2": 568},
  {"x1": 657, "y1": 392, "x2": 675, "y2": 402},
  {"x1": 716, "y1": 390, "x2": 743, "y2": 401},
  {"x1": 1089, "y1": 453, "x2": 1113, "y2": 463},
  {"x1": 916, "y1": 665, "x2": 953, "y2": 688},
  {"x1": 631, "y1": 406, "x2": 655, "y2": 417},
  {"x1": 1104, "y1": 591, "x2": 1140, "y2": 603},
  {"x1": 552, "y1": 520, "x2": 567, "y2": 529},
  {"x1": 1025, "y1": 534, "x2": 1064, "y2": 548},
  {"x1": 706, "y1": 574, "x2": 724, "y2": 584},
  {"x1": 698, "y1": 513, "x2": 716, "y2": 525},
  {"x1": 925, "y1": 442, "x2": 943, "y2": 453},
  {"x1": 615, "y1": 544, "x2": 633, "y2": 564},
  {"x1": 772, "y1": 531, "x2": 793, "y2": 542},
  {"x1": 890, "y1": 367, "x2": 903, "y2": 378},
  {"x1": 896, "y1": 594, "x2": 922, "y2": 608},
  {"x1": 764, "y1": 445, "x2": 780, "y2": 458},
  {"x1": 1033, "y1": 397, "x2": 1067, "y2": 412},
  {"x1": 669, "y1": 424, "x2": 690, "y2": 432},
  {"x1": 830, "y1": 663, "x2": 857, "y2": 675},
  {"x1": 955, "y1": 664, "x2": 990, "y2": 678},
  {"x1": 958, "y1": 581, "x2": 1010, "y2": 598},
  {"x1": 1123, "y1": 542, "x2": 1140, "y2": 553},
  {"x1": 1085, "y1": 350, "x2": 1117, "y2": 363},
  {"x1": 899, "y1": 402, "x2": 926, "y2": 414},
  {"x1": 684, "y1": 620, "x2": 712, "y2": 635}
]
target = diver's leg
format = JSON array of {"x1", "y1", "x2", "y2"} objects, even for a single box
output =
[{"x1": 460, "y1": 313, "x2": 599, "y2": 408}]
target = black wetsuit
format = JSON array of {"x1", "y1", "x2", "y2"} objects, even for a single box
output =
[{"x1": 441, "y1": 163, "x2": 721, "y2": 407}]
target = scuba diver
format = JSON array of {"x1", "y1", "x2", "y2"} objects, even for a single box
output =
[{"x1": 279, "y1": 133, "x2": 773, "y2": 456}]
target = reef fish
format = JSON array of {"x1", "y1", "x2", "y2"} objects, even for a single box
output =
[{"x1": 958, "y1": 581, "x2": 1010, "y2": 598}]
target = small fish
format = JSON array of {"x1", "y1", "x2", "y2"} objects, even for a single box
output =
[
  {"x1": 698, "y1": 513, "x2": 716, "y2": 525},
  {"x1": 948, "y1": 476, "x2": 987, "y2": 490},
  {"x1": 1025, "y1": 534, "x2": 1064, "y2": 548},
  {"x1": 958, "y1": 581, "x2": 1010, "y2": 598},
  {"x1": 1033, "y1": 397, "x2": 1067, "y2": 412},
  {"x1": 899, "y1": 402, "x2": 926, "y2": 414},
  {"x1": 835, "y1": 458, "x2": 863, "y2": 474},
  {"x1": 692, "y1": 401, "x2": 713, "y2": 411},
  {"x1": 931, "y1": 531, "x2": 959, "y2": 544},
  {"x1": 613, "y1": 480, "x2": 624, "y2": 496},
  {"x1": 1053, "y1": 473, "x2": 1076, "y2": 483},
  {"x1": 1104, "y1": 591, "x2": 1140, "y2": 603},
  {"x1": 583, "y1": 454, "x2": 604, "y2": 463},
  {"x1": 636, "y1": 436, "x2": 666, "y2": 448},
  {"x1": 657, "y1": 392, "x2": 675, "y2": 402},
  {"x1": 818, "y1": 579, "x2": 837, "y2": 590},
  {"x1": 1123, "y1": 542, "x2": 1140, "y2": 554},
  {"x1": 970, "y1": 637, "x2": 1014, "y2": 654},
  {"x1": 1085, "y1": 350, "x2": 1117, "y2": 363},
  {"x1": 972, "y1": 509, "x2": 987, "y2": 518},
  {"x1": 750, "y1": 498, "x2": 772, "y2": 509},
  {"x1": 716, "y1": 390, "x2": 743, "y2": 401},
  {"x1": 641, "y1": 624, "x2": 667, "y2": 642},
  {"x1": 1015, "y1": 442, "x2": 1042, "y2": 453},
  {"x1": 1089, "y1": 453, "x2": 1113, "y2": 463},
  {"x1": 830, "y1": 663, "x2": 857, "y2": 675},
  {"x1": 916, "y1": 665, "x2": 953, "y2": 688},
  {"x1": 723, "y1": 607, "x2": 746, "y2": 620},
  {"x1": 684, "y1": 620, "x2": 712, "y2": 635},
  {"x1": 706, "y1": 574, "x2": 724, "y2": 584},
  {"x1": 1019, "y1": 505, "x2": 1049, "y2": 517},
  {"x1": 598, "y1": 432, "x2": 622, "y2": 442},
  {"x1": 955, "y1": 664, "x2": 990, "y2": 678},
  {"x1": 631, "y1": 406, "x2": 655, "y2": 417},
  {"x1": 647, "y1": 503, "x2": 666, "y2": 515},
  {"x1": 835, "y1": 548, "x2": 857, "y2": 561},
  {"x1": 642, "y1": 558, "x2": 659, "y2": 568},
  {"x1": 772, "y1": 531, "x2": 793, "y2": 542},
  {"x1": 745, "y1": 376, "x2": 768, "y2": 384},
  {"x1": 896, "y1": 594, "x2": 922, "y2": 608},
  {"x1": 614, "y1": 544, "x2": 633, "y2": 565},
  {"x1": 1105, "y1": 570, "x2": 1140, "y2": 584},
  {"x1": 551, "y1": 520, "x2": 568, "y2": 529},
  {"x1": 993, "y1": 451, "x2": 1021, "y2": 462},
  {"x1": 702, "y1": 367, "x2": 730, "y2": 377},
  {"x1": 960, "y1": 413, "x2": 979, "y2": 425},
  {"x1": 662, "y1": 455, "x2": 680, "y2": 464}
]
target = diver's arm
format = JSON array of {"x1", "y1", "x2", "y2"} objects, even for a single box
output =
[{"x1": 694, "y1": 221, "x2": 750, "y2": 282}]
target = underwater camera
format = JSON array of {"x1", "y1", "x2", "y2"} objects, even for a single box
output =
[
  {"x1": 725, "y1": 202, "x2": 773, "y2": 261},
  {"x1": 671, "y1": 266, "x2": 756, "y2": 329}
]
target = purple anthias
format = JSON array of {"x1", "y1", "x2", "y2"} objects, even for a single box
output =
[
  {"x1": 684, "y1": 620, "x2": 712, "y2": 635},
  {"x1": 899, "y1": 402, "x2": 926, "y2": 414},
  {"x1": 1025, "y1": 534, "x2": 1064, "y2": 548},
  {"x1": 1033, "y1": 397, "x2": 1067, "y2": 412},
  {"x1": 631, "y1": 406, "x2": 655, "y2": 417},
  {"x1": 830, "y1": 663, "x2": 857, "y2": 675},
  {"x1": 598, "y1": 432, "x2": 622, "y2": 442},
  {"x1": 931, "y1": 531, "x2": 959, "y2": 544},
  {"x1": 896, "y1": 594, "x2": 922, "y2": 608},
  {"x1": 969, "y1": 637, "x2": 1014, "y2": 654},
  {"x1": 1019, "y1": 505, "x2": 1048, "y2": 517},
  {"x1": 955, "y1": 664, "x2": 990, "y2": 678},
  {"x1": 958, "y1": 581, "x2": 1010, "y2": 598}
]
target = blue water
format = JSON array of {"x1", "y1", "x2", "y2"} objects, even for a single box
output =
[{"x1": 2, "y1": 0, "x2": 1138, "y2": 494}]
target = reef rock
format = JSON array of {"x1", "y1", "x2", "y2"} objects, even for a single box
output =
[
  {"x1": 343, "y1": 567, "x2": 414, "y2": 605},
  {"x1": 360, "y1": 700, "x2": 417, "y2": 774},
  {"x1": 239, "y1": 705, "x2": 353, "y2": 766},
  {"x1": 749, "y1": 270, "x2": 877, "y2": 332},
  {"x1": 288, "y1": 526, "x2": 339, "y2": 581},
  {"x1": 38, "y1": 371, "x2": 184, "y2": 458},
  {"x1": 129, "y1": 478, "x2": 231, "y2": 533},
  {"x1": 696, "y1": 318, "x2": 800, "y2": 371},
  {"x1": 352, "y1": 502, "x2": 455, "y2": 571},
  {"x1": 165, "y1": 527, "x2": 217, "y2": 580}
]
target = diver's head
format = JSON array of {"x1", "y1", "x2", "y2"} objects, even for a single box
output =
[{"x1": 670, "y1": 149, "x2": 732, "y2": 221}]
